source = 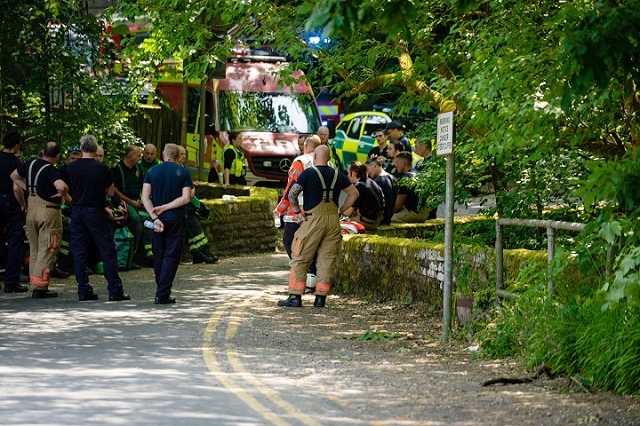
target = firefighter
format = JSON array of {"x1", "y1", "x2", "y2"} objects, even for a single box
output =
[
  {"x1": 273, "y1": 134, "x2": 320, "y2": 292},
  {"x1": 278, "y1": 145, "x2": 358, "y2": 308},
  {"x1": 11, "y1": 142, "x2": 70, "y2": 298},
  {"x1": 221, "y1": 131, "x2": 247, "y2": 188}
]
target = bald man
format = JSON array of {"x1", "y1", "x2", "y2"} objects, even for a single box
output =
[
  {"x1": 317, "y1": 126, "x2": 330, "y2": 145},
  {"x1": 139, "y1": 144, "x2": 160, "y2": 177},
  {"x1": 317, "y1": 125, "x2": 343, "y2": 172},
  {"x1": 95, "y1": 146, "x2": 105, "y2": 163},
  {"x1": 278, "y1": 145, "x2": 358, "y2": 308}
]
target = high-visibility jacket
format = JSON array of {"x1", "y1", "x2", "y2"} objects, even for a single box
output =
[
  {"x1": 223, "y1": 144, "x2": 246, "y2": 177},
  {"x1": 275, "y1": 152, "x2": 314, "y2": 222}
]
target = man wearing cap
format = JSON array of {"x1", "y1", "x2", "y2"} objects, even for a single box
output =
[{"x1": 385, "y1": 121, "x2": 412, "y2": 153}]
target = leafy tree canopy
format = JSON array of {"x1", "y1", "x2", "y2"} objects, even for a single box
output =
[{"x1": 0, "y1": 0, "x2": 141, "y2": 162}]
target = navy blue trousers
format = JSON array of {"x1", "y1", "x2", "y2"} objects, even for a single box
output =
[
  {"x1": 70, "y1": 207, "x2": 124, "y2": 298},
  {"x1": 0, "y1": 193, "x2": 24, "y2": 288},
  {"x1": 152, "y1": 219, "x2": 184, "y2": 299}
]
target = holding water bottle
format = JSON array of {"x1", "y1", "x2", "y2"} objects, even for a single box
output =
[
  {"x1": 140, "y1": 143, "x2": 194, "y2": 305},
  {"x1": 143, "y1": 219, "x2": 163, "y2": 232}
]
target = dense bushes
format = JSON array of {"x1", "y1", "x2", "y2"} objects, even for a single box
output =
[{"x1": 478, "y1": 252, "x2": 640, "y2": 395}]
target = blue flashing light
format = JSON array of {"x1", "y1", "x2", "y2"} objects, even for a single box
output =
[{"x1": 308, "y1": 36, "x2": 321, "y2": 45}]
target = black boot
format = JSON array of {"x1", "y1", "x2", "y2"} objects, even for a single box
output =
[
  {"x1": 313, "y1": 295, "x2": 326, "y2": 308},
  {"x1": 203, "y1": 248, "x2": 219, "y2": 264},
  {"x1": 4, "y1": 284, "x2": 28, "y2": 293},
  {"x1": 193, "y1": 249, "x2": 218, "y2": 264},
  {"x1": 277, "y1": 294, "x2": 302, "y2": 307},
  {"x1": 32, "y1": 289, "x2": 59, "y2": 299}
]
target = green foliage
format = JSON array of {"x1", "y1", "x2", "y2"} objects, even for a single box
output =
[
  {"x1": 527, "y1": 303, "x2": 640, "y2": 395},
  {"x1": 576, "y1": 153, "x2": 640, "y2": 214},
  {"x1": 0, "y1": 0, "x2": 141, "y2": 155},
  {"x1": 560, "y1": 1, "x2": 640, "y2": 99},
  {"x1": 478, "y1": 239, "x2": 640, "y2": 394},
  {"x1": 572, "y1": 153, "x2": 640, "y2": 309}
]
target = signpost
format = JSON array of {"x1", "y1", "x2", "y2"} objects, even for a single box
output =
[{"x1": 437, "y1": 111, "x2": 455, "y2": 341}]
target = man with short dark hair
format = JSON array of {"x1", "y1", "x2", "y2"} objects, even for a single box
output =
[
  {"x1": 12, "y1": 142, "x2": 70, "y2": 298},
  {"x1": 367, "y1": 128, "x2": 390, "y2": 163},
  {"x1": 142, "y1": 143, "x2": 194, "y2": 305},
  {"x1": 67, "y1": 135, "x2": 130, "y2": 301},
  {"x1": 392, "y1": 152, "x2": 430, "y2": 223},
  {"x1": 0, "y1": 131, "x2": 28, "y2": 293},
  {"x1": 366, "y1": 159, "x2": 396, "y2": 225},
  {"x1": 414, "y1": 139, "x2": 434, "y2": 171},
  {"x1": 384, "y1": 141, "x2": 405, "y2": 177},
  {"x1": 385, "y1": 121, "x2": 412, "y2": 153}
]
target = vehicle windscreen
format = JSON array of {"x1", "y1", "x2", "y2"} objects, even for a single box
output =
[{"x1": 218, "y1": 91, "x2": 322, "y2": 133}]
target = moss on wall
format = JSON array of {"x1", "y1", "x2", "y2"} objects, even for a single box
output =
[
  {"x1": 194, "y1": 184, "x2": 279, "y2": 256},
  {"x1": 334, "y1": 231, "x2": 579, "y2": 306},
  {"x1": 184, "y1": 195, "x2": 583, "y2": 304}
]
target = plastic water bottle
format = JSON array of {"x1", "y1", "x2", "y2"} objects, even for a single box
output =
[
  {"x1": 274, "y1": 216, "x2": 281, "y2": 228},
  {"x1": 222, "y1": 194, "x2": 237, "y2": 202},
  {"x1": 144, "y1": 220, "x2": 161, "y2": 231}
]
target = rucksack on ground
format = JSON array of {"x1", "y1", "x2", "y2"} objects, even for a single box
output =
[{"x1": 114, "y1": 226, "x2": 135, "y2": 270}]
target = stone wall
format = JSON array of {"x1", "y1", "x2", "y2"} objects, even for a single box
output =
[
  {"x1": 334, "y1": 233, "x2": 548, "y2": 306},
  {"x1": 196, "y1": 184, "x2": 279, "y2": 256},
  {"x1": 190, "y1": 189, "x2": 553, "y2": 305}
]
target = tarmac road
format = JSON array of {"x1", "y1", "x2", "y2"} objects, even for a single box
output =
[
  {"x1": 3, "y1": 253, "x2": 639, "y2": 426},
  {"x1": 0, "y1": 253, "x2": 370, "y2": 426}
]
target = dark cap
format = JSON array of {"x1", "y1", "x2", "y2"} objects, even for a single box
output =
[{"x1": 384, "y1": 121, "x2": 404, "y2": 131}]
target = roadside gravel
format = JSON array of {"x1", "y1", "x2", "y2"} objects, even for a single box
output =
[{"x1": 247, "y1": 286, "x2": 640, "y2": 425}]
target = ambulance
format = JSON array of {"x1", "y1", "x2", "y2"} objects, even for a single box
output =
[{"x1": 150, "y1": 51, "x2": 323, "y2": 186}]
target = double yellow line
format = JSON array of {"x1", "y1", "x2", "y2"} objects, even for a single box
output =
[{"x1": 202, "y1": 296, "x2": 322, "y2": 426}]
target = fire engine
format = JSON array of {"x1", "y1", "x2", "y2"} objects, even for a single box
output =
[{"x1": 144, "y1": 52, "x2": 323, "y2": 186}]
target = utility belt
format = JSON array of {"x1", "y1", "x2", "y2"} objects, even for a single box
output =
[{"x1": 28, "y1": 194, "x2": 62, "y2": 211}]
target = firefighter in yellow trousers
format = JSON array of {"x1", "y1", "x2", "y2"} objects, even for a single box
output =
[
  {"x1": 11, "y1": 142, "x2": 70, "y2": 298},
  {"x1": 278, "y1": 145, "x2": 358, "y2": 308}
]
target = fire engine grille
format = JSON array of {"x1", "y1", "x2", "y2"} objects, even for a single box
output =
[{"x1": 249, "y1": 156, "x2": 295, "y2": 180}]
